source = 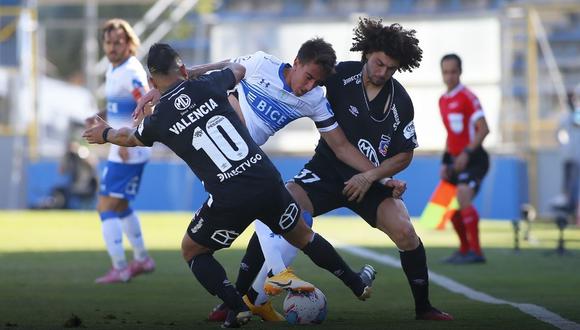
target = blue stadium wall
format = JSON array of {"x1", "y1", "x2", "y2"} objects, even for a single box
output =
[{"x1": 27, "y1": 155, "x2": 528, "y2": 220}]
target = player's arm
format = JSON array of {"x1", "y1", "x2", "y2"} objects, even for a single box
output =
[
  {"x1": 320, "y1": 127, "x2": 376, "y2": 201},
  {"x1": 82, "y1": 119, "x2": 144, "y2": 147},
  {"x1": 187, "y1": 59, "x2": 231, "y2": 80},
  {"x1": 224, "y1": 62, "x2": 246, "y2": 85}
]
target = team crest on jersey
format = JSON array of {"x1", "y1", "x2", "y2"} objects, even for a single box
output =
[
  {"x1": 357, "y1": 139, "x2": 379, "y2": 166},
  {"x1": 378, "y1": 134, "x2": 391, "y2": 157},
  {"x1": 343, "y1": 73, "x2": 362, "y2": 85},
  {"x1": 174, "y1": 94, "x2": 191, "y2": 111},
  {"x1": 348, "y1": 105, "x2": 359, "y2": 117}
]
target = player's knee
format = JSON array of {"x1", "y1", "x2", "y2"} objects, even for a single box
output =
[
  {"x1": 181, "y1": 234, "x2": 210, "y2": 261},
  {"x1": 392, "y1": 226, "x2": 418, "y2": 250},
  {"x1": 286, "y1": 182, "x2": 314, "y2": 214},
  {"x1": 283, "y1": 219, "x2": 313, "y2": 249}
]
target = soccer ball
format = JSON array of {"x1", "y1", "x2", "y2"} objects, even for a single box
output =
[{"x1": 283, "y1": 288, "x2": 327, "y2": 325}]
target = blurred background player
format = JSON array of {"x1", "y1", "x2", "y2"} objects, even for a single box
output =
[
  {"x1": 556, "y1": 84, "x2": 580, "y2": 224},
  {"x1": 86, "y1": 18, "x2": 155, "y2": 284},
  {"x1": 439, "y1": 53, "x2": 490, "y2": 264}
]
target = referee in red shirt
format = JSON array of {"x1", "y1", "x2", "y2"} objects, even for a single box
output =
[{"x1": 439, "y1": 54, "x2": 490, "y2": 264}]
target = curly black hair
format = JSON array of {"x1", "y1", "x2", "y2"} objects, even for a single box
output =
[{"x1": 351, "y1": 18, "x2": 422, "y2": 72}]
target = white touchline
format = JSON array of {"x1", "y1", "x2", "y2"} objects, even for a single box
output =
[{"x1": 334, "y1": 242, "x2": 580, "y2": 330}]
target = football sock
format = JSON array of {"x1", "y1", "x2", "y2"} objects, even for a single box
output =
[
  {"x1": 100, "y1": 211, "x2": 127, "y2": 269},
  {"x1": 302, "y1": 233, "x2": 364, "y2": 296},
  {"x1": 400, "y1": 241, "x2": 431, "y2": 314},
  {"x1": 450, "y1": 210, "x2": 469, "y2": 254},
  {"x1": 235, "y1": 232, "x2": 264, "y2": 295},
  {"x1": 246, "y1": 287, "x2": 259, "y2": 305},
  {"x1": 255, "y1": 220, "x2": 287, "y2": 274},
  {"x1": 188, "y1": 253, "x2": 245, "y2": 311},
  {"x1": 118, "y1": 208, "x2": 149, "y2": 261},
  {"x1": 461, "y1": 205, "x2": 482, "y2": 255},
  {"x1": 251, "y1": 263, "x2": 271, "y2": 305}
]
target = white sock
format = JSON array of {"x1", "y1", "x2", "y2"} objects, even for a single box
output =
[
  {"x1": 101, "y1": 217, "x2": 127, "y2": 269},
  {"x1": 120, "y1": 210, "x2": 149, "y2": 261},
  {"x1": 252, "y1": 264, "x2": 270, "y2": 306},
  {"x1": 255, "y1": 220, "x2": 287, "y2": 274},
  {"x1": 253, "y1": 228, "x2": 300, "y2": 305}
]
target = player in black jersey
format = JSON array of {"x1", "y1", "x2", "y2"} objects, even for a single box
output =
[
  {"x1": 83, "y1": 43, "x2": 376, "y2": 328},
  {"x1": 285, "y1": 19, "x2": 453, "y2": 321}
]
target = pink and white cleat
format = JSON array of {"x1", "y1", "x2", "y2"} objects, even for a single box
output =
[
  {"x1": 95, "y1": 268, "x2": 131, "y2": 284},
  {"x1": 128, "y1": 257, "x2": 156, "y2": 278}
]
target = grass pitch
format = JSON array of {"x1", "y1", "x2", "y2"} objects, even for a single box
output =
[{"x1": 1, "y1": 211, "x2": 579, "y2": 329}]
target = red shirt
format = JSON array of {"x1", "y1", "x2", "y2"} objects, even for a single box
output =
[{"x1": 439, "y1": 84, "x2": 484, "y2": 156}]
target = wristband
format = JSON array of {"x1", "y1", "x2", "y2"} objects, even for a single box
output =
[
  {"x1": 102, "y1": 127, "x2": 112, "y2": 143},
  {"x1": 379, "y1": 177, "x2": 392, "y2": 185}
]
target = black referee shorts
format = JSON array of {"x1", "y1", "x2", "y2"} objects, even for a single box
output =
[{"x1": 445, "y1": 147, "x2": 490, "y2": 195}]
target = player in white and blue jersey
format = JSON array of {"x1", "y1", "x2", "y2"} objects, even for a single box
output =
[{"x1": 86, "y1": 19, "x2": 155, "y2": 284}]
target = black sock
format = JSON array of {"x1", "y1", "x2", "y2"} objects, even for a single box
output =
[
  {"x1": 246, "y1": 287, "x2": 259, "y2": 305},
  {"x1": 187, "y1": 253, "x2": 244, "y2": 311},
  {"x1": 234, "y1": 232, "x2": 265, "y2": 296},
  {"x1": 399, "y1": 241, "x2": 431, "y2": 314},
  {"x1": 302, "y1": 233, "x2": 364, "y2": 296}
]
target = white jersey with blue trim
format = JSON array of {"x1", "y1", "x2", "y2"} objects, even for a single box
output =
[
  {"x1": 232, "y1": 51, "x2": 338, "y2": 146},
  {"x1": 105, "y1": 56, "x2": 151, "y2": 164}
]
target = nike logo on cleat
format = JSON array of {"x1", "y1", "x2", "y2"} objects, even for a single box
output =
[{"x1": 269, "y1": 280, "x2": 292, "y2": 288}]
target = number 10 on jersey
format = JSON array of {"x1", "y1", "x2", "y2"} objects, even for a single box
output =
[{"x1": 192, "y1": 115, "x2": 249, "y2": 172}]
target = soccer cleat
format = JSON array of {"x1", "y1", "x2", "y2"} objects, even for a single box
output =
[
  {"x1": 441, "y1": 251, "x2": 466, "y2": 264},
  {"x1": 357, "y1": 264, "x2": 377, "y2": 301},
  {"x1": 95, "y1": 268, "x2": 131, "y2": 284},
  {"x1": 264, "y1": 268, "x2": 315, "y2": 296},
  {"x1": 452, "y1": 251, "x2": 486, "y2": 264},
  {"x1": 242, "y1": 295, "x2": 285, "y2": 322},
  {"x1": 416, "y1": 307, "x2": 454, "y2": 321},
  {"x1": 208, "y1": 302, "x2": 229, "y2": 322},
  {"x1": 221, "y1": 306, "x2": 252, "y2": 328},
  {"x1": 128, "y1": 257, "x2": 156, "y2": 277}
]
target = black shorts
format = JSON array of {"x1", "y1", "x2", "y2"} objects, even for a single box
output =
[
  {"x1": 291, "y1": 154, "x2": 394, "y2": 228},
  {"x1": 186, "y1": 182, "x2": 300, "y2": 250},
  {"x1": 445, "y1": 147, "x2": 489, "y2": 194}
]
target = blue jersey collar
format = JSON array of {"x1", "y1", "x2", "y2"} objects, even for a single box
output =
[{"x1": 278, "y1": 63, "x2": 293, "y2": 93}]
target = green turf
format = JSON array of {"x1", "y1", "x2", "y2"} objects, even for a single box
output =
[{"x1": 0, "y1": 211, "x2": 579, "y2": 329}]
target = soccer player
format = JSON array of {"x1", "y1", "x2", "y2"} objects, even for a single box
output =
[
  {"x1": 85, "y1": 19, "x2": 155, "y2": 284},
  {"x1": 439, "y1": 54, "x2": 490, "y2": 264},
  {"x1": 276, "y1": 18, "x2": 452, "y2": 320},
  {"x1": 135, "y1": 39, "x2": 403, "y2": 321},
  {"x1": 83, "y1": 43, "x2": 376, "y2": 328}
]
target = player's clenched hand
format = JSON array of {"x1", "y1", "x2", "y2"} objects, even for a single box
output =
[
  {"x1": 343, "y1": 173, "x2": 373, "y2": 203},
  {"x1": 82, "y1": 117, "x2": 109, "y2": 144},
  {"x1": 384, "y1": 179, "x2": 407, "y2": 198},
  {"x1": 132, "y1": 89, "x2": 161, "y2": 120}
]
